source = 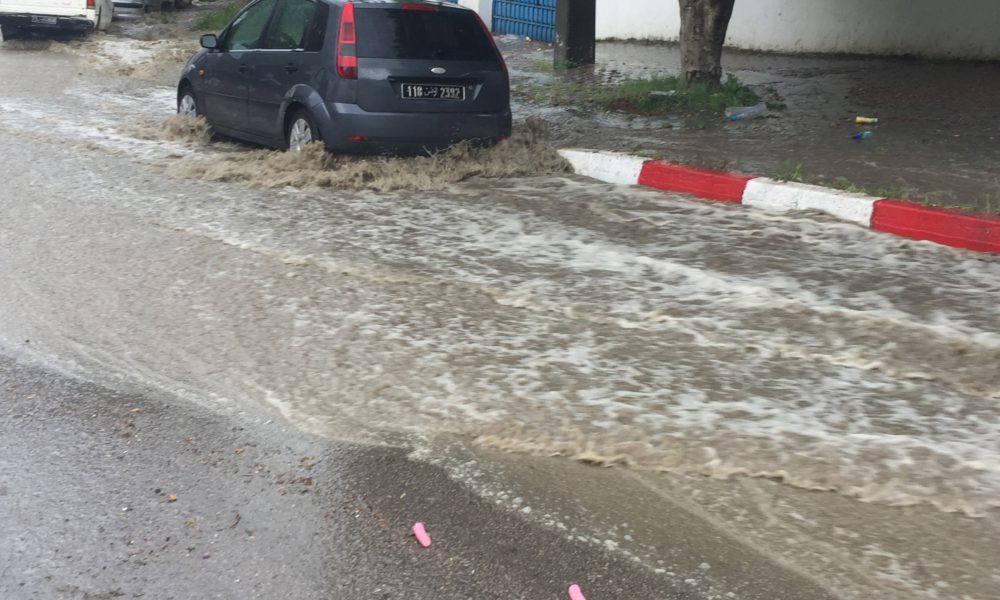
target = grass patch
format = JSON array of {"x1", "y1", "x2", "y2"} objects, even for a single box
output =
[
  {"x1": 529, "y1": 60, "x2": 578, "y2": 72},
  {"x1": 802, "y1": 174, "x2": 911, "y2": 200},
  {"x1": 514, "y1": 73, "x2": 760, "y2": 117},
  {"x1": 773, "y1": 160, "x2": 805, "y2": 183},
  {"x1": 773, "y1": 163, "x2": 913, "y2": 198},
  {"x1": 597, "y1": 74, "x2": 758, "y2": 115},
  {"x1": 830, "y1": 177, "x2": 911, "y2": 199},
  {"x1": 194, "y1": 2, "x2": 243, "y2": 31},
  {"x1": 932, "y1": 195, "x2": 1000, "y2": 216}
]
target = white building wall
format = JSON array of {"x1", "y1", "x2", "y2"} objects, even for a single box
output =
[
  {"x1": 595, "y1": 1, "x2": 674, "y2": 41},
  {"x1": 724, "y1": 0, "x2": 1000, "y2": 59},
  {"x1": 457, "y1": 0, "x2": 494, "y2": 29},
  {"x1": 465, "y1": 0, "x2": 1000, "y2": 60}
]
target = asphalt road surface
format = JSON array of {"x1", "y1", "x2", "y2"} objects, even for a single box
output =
[{"x1": 0, "y1": 352, "x2": 684, "y2": 600}]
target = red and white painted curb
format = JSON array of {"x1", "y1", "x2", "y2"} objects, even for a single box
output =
[{"x1": 559, "y1": 149, "x2": 1000, "y2": 255}]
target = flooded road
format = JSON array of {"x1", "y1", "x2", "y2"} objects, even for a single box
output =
[{"x1": 2, "y1": 31, "x2": 999, "y2": 600}]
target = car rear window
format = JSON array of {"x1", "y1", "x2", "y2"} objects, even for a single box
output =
[{"x1": 355, "y1": 7, "x2": 498, "y2": 62}]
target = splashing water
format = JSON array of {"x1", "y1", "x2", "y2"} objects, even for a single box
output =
[{"x1": 160, "y1": 117, "x2": 569, "y2": 192}]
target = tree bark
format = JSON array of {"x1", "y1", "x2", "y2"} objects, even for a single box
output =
[
  {"x1": 555, "y1": 0, "x2": 597, "y2": 67},
  {"x1": 678, "y1": 0, "x2": 736, "y2": 87}
]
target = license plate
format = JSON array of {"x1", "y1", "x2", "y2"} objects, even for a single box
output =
[
  {"x1": 31, "y1": 15, "x2": 58, "y2": 24},
  {"x1": 401, "y1": 84, "x2": 466, "y2": 101}
]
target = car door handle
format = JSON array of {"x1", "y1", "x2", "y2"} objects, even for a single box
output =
[
  {"x1": 284, "y1": 64, "x2": 299, "y2": 74},
  {"x1": 238, "y1": 64, "x2": 250, "y2": 74}
]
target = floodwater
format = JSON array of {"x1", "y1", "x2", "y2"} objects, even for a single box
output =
[
  {"x1": 2, "y1": 27, "x2": 999, "y2": 600},
  {"x1": 154, "y1": 116, "x2": 570, "y2": 192},
  {"x1": 502, "y1": 38, "x2": 1000, "y2": 212}
]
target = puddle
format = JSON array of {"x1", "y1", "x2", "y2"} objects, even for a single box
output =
[{"x1": 504, "y1": 39, "x2": 1000, "y2": 212}]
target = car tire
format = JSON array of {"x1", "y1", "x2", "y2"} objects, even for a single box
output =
[
  {"x1": 286, "y1": 109, "x2": 320, "y2": 152},
  {"x1": 177, "y1": 86, "x2": 200, "y2": 117},
  {"x1": 97, "y1": 0, "x2": 113, "y2": 31},
  {"x1": 0, "y1": 25, "x2": 22, "y2": 41}
]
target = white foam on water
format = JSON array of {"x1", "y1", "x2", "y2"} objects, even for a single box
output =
[
  {"x1": 49, "y1": 36, "x2": 198, "y2": 80},
  {"x1": 125, "y1": 175, "x2": 1000, "y2": 516},
  {"x1": 0, "y1": 97, "x2": 198, "y2": 160}
]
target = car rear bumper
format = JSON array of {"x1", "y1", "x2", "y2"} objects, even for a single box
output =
[
  {"x1": 320, "y1": 102, "x2": 512, "y2": 155},
  {"x1": 0, "y1": 13, "x2": 94, "y2": 31},
  {"x1": 112, "y1": 1, "x2": 146, "y2": 15}
]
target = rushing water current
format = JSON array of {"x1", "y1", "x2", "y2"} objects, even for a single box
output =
[{"x1": 2, "y1": 37, "x2": 1000, "y2": 599}]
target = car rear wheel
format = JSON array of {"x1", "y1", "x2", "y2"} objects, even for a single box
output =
[
  {"x1": 286, "y1": 109, "x2": 320, "y2": 152},
  {"x1": 177, "y1": 88, "x2": 199, "y2": 117},
  {"x1": 97, "y1": 0, "x2": 112, "y2": 30},
  {"x1": 1, "y1": 25, "x2": 24, "y2": 40}
]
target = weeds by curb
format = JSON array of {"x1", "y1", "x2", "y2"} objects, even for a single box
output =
[{"x1": 514, "y1": 73, "x2": 764, "y2": 117}]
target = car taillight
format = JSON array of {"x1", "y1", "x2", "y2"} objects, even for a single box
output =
[
  {"x1": 474, "y1": 13, "x2": 507, "y2": 74},
  {"x1": 86, "y1": 0, "x2": 94, "y2": 8},
  {"x1": 336, "y1": 2, "x2": 357, "y2": 80}
]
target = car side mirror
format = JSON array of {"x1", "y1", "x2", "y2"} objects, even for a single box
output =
[{"x1": 200, "y1": 34, "x2": 219, "y2": 50}]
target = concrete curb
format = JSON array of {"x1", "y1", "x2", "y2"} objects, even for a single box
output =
[{"x1": 559, "y1": 149, "x2": 1000, "y2": 255}]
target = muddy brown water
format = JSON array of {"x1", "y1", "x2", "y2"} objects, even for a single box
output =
[
  {"x1": 502, "y1": 38, "x2": 1000, "y2": 212},
  {"x1": 154, "y1": 117, "x2": 570, "y2": 192},
  {"x1": 2, "y1": 23, "x2": 1000, "y2": 600}
]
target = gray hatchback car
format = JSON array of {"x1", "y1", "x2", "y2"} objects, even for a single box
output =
[{"x1": 177, "y1": 0, "x2": 511, "y2": 155}]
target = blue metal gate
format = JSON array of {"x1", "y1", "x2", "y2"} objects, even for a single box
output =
[{"x1": 492, "y1": 0, "x2": 556, "y2": 43}]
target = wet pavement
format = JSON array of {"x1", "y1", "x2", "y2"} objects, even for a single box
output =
[
  {"x1": 0, "y1": 353, "x2": 681, "y2": 600},
  {"x1": 501, "y1": 38, "x2": 1000, "y2": 213},
  {"x1": 2, "y1": 18, "x2": 1000, "y2": 600}
]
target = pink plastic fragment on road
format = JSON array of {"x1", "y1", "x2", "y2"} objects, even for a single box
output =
[
  {"x1": 568, "y1": 584, "x2": 587, "y2": 600},
  {"x1": 412, "y1": 522, "x2": 432, "y2": 548}
]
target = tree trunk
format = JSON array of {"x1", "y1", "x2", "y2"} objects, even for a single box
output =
[
  {"x1": 555, "y1": 0, "x2": 597, "y2": 67},
  {"x1": 678, "y1": 0, "x2": 736, "y2": 87}
]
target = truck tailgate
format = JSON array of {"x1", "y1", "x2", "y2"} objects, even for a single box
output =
[{"x1": 0, "y1": 0, "x2": 88, "y2": 18}]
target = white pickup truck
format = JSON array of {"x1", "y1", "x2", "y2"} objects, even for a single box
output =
[{"x1": 0, "y1": 0, "x2": 112, "y2": 38}]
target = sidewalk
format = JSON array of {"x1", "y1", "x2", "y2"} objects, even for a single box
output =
[{"x1": 501, "y1": 38, "x2": 1000, "y2": 215}]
